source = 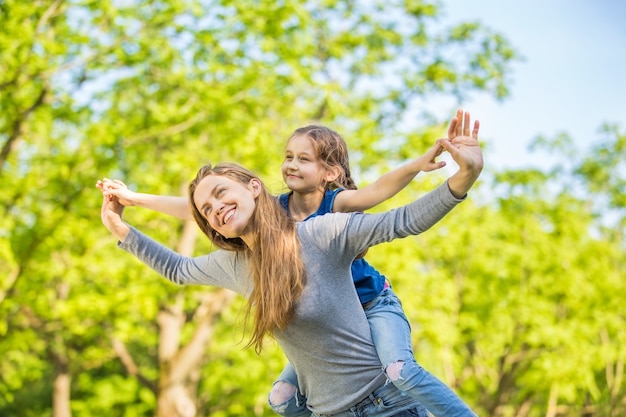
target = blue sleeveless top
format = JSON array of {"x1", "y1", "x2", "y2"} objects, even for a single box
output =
[{"x1": 278, "y1": 189, "x2": 386, "y2": 304}]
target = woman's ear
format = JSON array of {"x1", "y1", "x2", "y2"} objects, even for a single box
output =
[{"x1": 249, "y1": 178, "x2": 263, "y2": 197}]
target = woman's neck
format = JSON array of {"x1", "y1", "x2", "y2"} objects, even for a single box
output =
[
  {"x1": 240, "y1": 231, "x2": 256, "y2": 250},
  {"x1": 288, "y1": 190, "x2": 324, "y2": 221}
]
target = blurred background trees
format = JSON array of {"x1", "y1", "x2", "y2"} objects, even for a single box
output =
[{"x1": 0, "y1": 0, "x2": 623, "y2": 416}]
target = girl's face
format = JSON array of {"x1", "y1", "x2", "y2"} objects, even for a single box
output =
[
  {"x1": 281, "y1": 135, "x2": 331, "y2": 193},
  {"x1": 193, "y1": 175, "x2": 261, "y2": 247}
]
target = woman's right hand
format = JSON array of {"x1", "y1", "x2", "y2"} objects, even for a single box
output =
[{"x1": 97, "y1": 180, "x2": 131, "y2": 241}]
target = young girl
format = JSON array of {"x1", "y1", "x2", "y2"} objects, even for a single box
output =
[
  {"x1": 270, "y1": 120, "x2": 478, "y2": 417},
  {"x1": 99, "y1": 111, "x2": 479, "y2": 416},
  {"x1": 98, "y1": 130, "x2": 483, "y2": 416}
]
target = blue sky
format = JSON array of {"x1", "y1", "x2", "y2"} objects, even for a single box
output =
[{"x1": 437, "y1": 0, "x2": 626, "y2": 170}]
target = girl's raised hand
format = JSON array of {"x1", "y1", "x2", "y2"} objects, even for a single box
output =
[
  {"x1": 416, "y1": 140, "x2": 447, "y2": 173},
  {"x1": 96, "y1": 178, "x2": 138, "y2": 207}
]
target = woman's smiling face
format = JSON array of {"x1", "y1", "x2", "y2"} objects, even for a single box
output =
[{"x1": 193, "y1": 174, "x2": 260, "y2": 247}]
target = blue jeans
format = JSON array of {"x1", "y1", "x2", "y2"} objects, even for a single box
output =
[
  {"x1": 269, "y1": 377, "x2": 429, "y2": 417},
  {"x1": 311, "y1": 382, "x2": 430, "y2": 417},
  {"x1": 269, "y1": 288, "x2": 476, "y2": 417},
  {"x1": 364, "y1": 288, "x2": 476, "y2": 416}
]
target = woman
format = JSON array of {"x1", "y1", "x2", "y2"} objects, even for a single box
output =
[{"x1": 99, "y1": 132, "x2": 483, "y2": 417}]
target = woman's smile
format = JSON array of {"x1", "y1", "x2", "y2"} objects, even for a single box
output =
[
  {"x1": 193, "y1": 174, "x2": 261, "y2": 247},
  {"x1": 221, "y1": 207, "x2": 235, "y2": 225}
]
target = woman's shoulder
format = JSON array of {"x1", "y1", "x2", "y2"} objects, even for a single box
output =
[{"x1": 297, "y1": 211, "x2": 352, "y2": 239}]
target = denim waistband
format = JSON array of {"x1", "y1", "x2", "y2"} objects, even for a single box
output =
[{"x1": 314, "y1": 387, "x2": 384, "y2": 417}]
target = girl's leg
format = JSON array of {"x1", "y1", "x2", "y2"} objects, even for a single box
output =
[
  {"x1": 268, "y1": 362, "x2": 310, "y2": 417},
  {"x1": 365, "y1": 287, "x2": 477, "y2": 417}
]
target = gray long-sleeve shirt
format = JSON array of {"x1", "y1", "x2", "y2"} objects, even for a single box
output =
[{"x1": 119, "y1": 181, "x2": 463, "y2": 415}]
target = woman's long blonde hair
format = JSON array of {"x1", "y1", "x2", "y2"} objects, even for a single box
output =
[{"x1": 189, "y1": 163, "x2": 306, "y2": 353}]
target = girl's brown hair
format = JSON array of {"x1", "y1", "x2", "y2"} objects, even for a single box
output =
[{"x1": 189, "y1": 162, "x2": 306, "y2": 353}]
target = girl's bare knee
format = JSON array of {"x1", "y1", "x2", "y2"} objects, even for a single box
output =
[
  {"x1": 385, "y1": 360, "x2": 405, "y2": 381},
  {"x1": 269, "y1": 381, "x2": 297, "y2": 405}
]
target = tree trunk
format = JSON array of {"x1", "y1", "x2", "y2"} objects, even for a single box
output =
[
  {"x1": 154, "y1": 215, "x2": 236, "y2": 417},
  {"x1": 545, "y1": 384, "x2": 558, "y2": 417},
  {"x1": 52, "y1": 352, "x2": 72, "y2": 417}
]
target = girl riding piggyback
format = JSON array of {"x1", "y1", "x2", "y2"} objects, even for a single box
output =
[{"x1": 269, "y1": 116, "x2": 477, "y2": 417}]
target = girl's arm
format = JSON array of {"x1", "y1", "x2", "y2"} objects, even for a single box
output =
[
  {"x1": 98, "y1": 184, "x2": 246, "y2": 292},
  {"x1": 333, "y1": 109, "x2": 477, "y2": 213},
  {"x1": 337, "y1": 128, "x2": 483, "y2": 256},
  {"x1": 333, "y1": 140, "x2": 445, "y2": 213},
  {"x1": 98, "y1": 179, "x2": 193, "y2": 220}
]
